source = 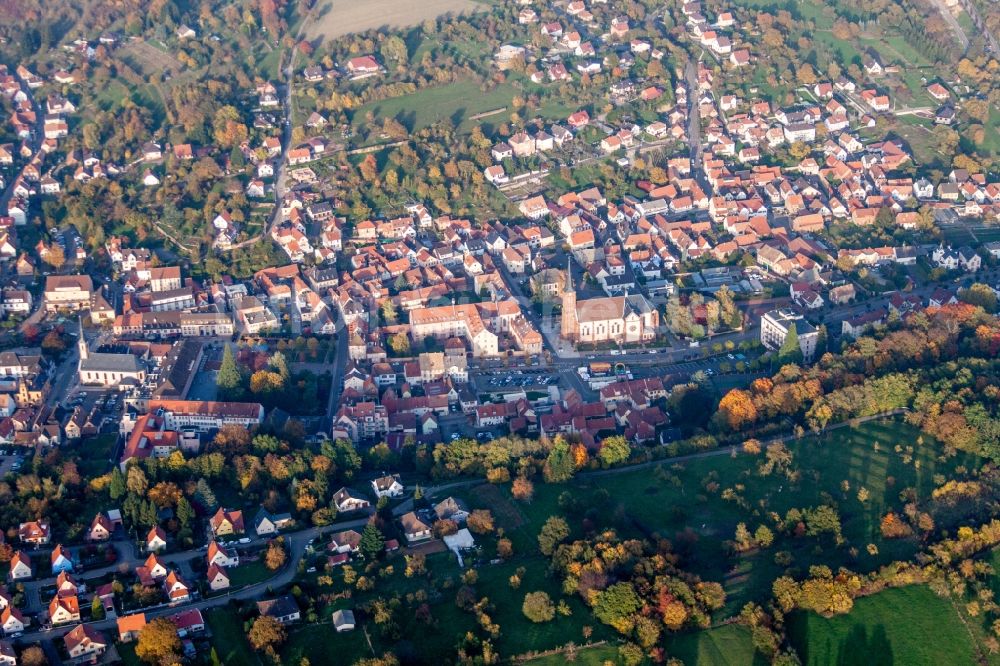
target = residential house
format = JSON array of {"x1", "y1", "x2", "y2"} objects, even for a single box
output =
[
  {"x1": 371, "y1": 474, "x2": 404, "y2": 499},
  {"x1": 209, "y1": 508, "x2": 245, "y2": 536},
  {"x1": 401, "y1": 512, "x2": 432, "y2": 542},
  {"x1": 146, "y1": 525, "x2": 167, "y2": 552},
  {"x1": 64, "y1": 625, "x2": 107, "y2": 662},
  {"x1": 332, "y1": 488, "x2": 371, "y2": 513},
  {"x1": 257, "y1": 596, "x2": 300, "y2": 625}
]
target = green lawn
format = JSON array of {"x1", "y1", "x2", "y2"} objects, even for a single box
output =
[
  {"x1": 74, "y1": 433, "x2": 118, "y2": 477},
  {"x1": 227, "y1": 560, "x2": 273, "y2": 588},
  {"x1": 475, "y1": 555, "x2": 616, "y2": 653},
  {"x1": 788, "y1": 585, "x2": 982, "y2": 666},
  {"x1": 983, "y1": 107, "x2": 1000, "y2": 155},
  {"x1": 478, "y1": 421, "x2": 979, "y2": 613},
  {"x1": 668, "y1": 624, "x2": 768, "y2": 666},
  {"x1": 525, "y1": 624, "x2": 765, "y2": 665},
  {"x1": 205, "y1": 608, "x2": 260, "y2": 666},
  {"x1": 281, "y1": 622, "x2": 373, "y2": 664},
  {"x1": 526, "y1": 644, "x2": 620, "y2": 665},
  {"x1": 351, "y1": 79, "x2": 517, "y2": 133}
]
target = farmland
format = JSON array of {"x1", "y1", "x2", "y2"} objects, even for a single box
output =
[{"x1": 304, "y1": 0, "x2": 485, "y2": 43}]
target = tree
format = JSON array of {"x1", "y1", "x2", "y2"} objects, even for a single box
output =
[
  {"x1": 522, "y1": 591, "x2": 556, "y2": 622},
  {"x1": 265, "y1": 540, "x2": 287, "y2": 570},
  {"x1": 213, "y1": 105, "x2": 248, "y2": 149},
  {"x1": 755, "y1": 525, "x2": 775, "y2": 548},
  {"x1": 217, "y1": 345, "x2": 243, "y2": 399},
  {"x1": 388, "y1": 332, "x2": 410, "y2": 355},
  {"x1": 593, "y1": 582, "x2": 642, "y2": 633},
  {"x1": 136, "y1": 617, "x2": 182, "y2": 664},
  {"x1": 538, "y1": 516, "x2": 570, "y2": 555},
  {"x1": 778, "y1": 324, "x2": 803, "y2": 365},
  {"x1": 176, "y1": 498, "x2": 193, "y2": 528},
  {"x1": 41, "y1": 330, "x2": 66, "y2": 355},
  {"x1": 43, "y1": 245, "x2": 65, "y2": 269},
  {"x1": 716, "y1": 389, "x2": 758, "y2": 431},
  {"x1": 360, "y1": 521, "x2": 385, "y2": 559},
  {"x1": 20, "y1": 647, "x2": 46, "y2": 666},
  {"x1": 959, "y1": 283, "x2": 998, "y2": 313},
  {"x1": 248, "y1": 616, "x2": 286, "y2": 652},
  {"x1": 269, "y1": 352, "x2": 290, "y2": 384},
  {"x1": 512, "y1": 476, "x2": 534, "y2": 502},
  {"x1": 543, "y1": 438, "x2": 575, "y2": 482},
  {"x1": 148, "y1": 482, "x2": 182, "y2": 508},
  {"x1": 109, "y1": 468, "x2": 126, "y2": 500},
  {"x1": 466, "y1": 510, "x2": 495, "y2": 534},
  {"x1": 91, "y1": 595, "x2": 105, "y2": 620},
  {"x1": 126, "y1": 466, "x2": 148, "y2": 495},
  {"x1": 597, "y1": 435, "x2": 630, "y2": 467},
  {"x1": 380, "y1": 35, "x2": 408, "y2": 65}
]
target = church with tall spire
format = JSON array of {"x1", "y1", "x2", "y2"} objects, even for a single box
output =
[
  {"x1": 77, "y1": 318, "x2": 147, "y2": 387},
  {"x1": 558, "y1": 258, "x2": 658, "y2": 345},
  {"x1": 560, "y1": 257, "x2": 578, "y2": 340}
]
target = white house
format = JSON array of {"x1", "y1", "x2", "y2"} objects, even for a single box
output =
[{"x1": 371, "y1": 474, "x2": 404, "y2": 499}]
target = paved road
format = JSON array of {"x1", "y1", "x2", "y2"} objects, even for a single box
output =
[
  {"x1": 929, "y1": 0, "x2": 970, "y2": 51},
  {"x1": 15, "y1": 514, "x2": 374, "y2": 642},
  {"x1": 684, "y1": 58, "x2": 709, "y2": 193},
  {"x1": 324, "y1": 331, "x2": 349, "y2": 424},
  {"x1": 958, "y1": 0, "x2": 999, "y2": 53},
  {"x1": 0, "y1": 69, "x2": 43, "y2": 214}
]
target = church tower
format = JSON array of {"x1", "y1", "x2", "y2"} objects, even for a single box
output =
[
  {"x1": 77, "y1": 317, "x2": 88, "y2": 361},
  {"x1": 560, "y1": 257, "x2": 577, "y2": 341}
]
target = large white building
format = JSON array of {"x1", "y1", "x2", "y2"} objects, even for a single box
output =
[
  {"x1": 409, "y1": 300, "x2": 541, "y2": 357},
  {"x1": 760, "y1": 309, "x2": 819, "y2": 362},
  {"x1": 145, "y1": 400, "x2": 265, "y2": 431}
]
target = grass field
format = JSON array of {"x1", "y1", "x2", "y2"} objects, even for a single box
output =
[
  {"x1": 668, "y1": 624, "x2": 767, "y2": 665},
  {"x1": 226, "y1": 560, "x2": 272, "y2": 588},
  {"x1": 526, "y1": 624, "x2": 765, "y2": 665},
  {"x1": 305, "y1": 0, "x2": 484, "y2": 42},
  {"x1": 351, "y1": 79, "x2": 516, "y2": 132},
  {"x1": 477, "y1": 420, "x2": 978, "y2": 613},
  {"x1": 983, "y1": 107, "x2": 1000, "y2": 155},
  {"x1": 205, "y1": 608, "x2": 260, "y2": 666},
  {"x1": 788, "y1": 585, "x2": 984, "y2": 666},
  {"x1": 526, "y1": 644, "x2": 620, "y2": 665}
]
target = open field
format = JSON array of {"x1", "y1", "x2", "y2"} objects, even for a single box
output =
[
  {"x1": 304, "y1": 0, "x2": 484, "y2": 42},
  {"x1": 668, "y1": 624, "x2": 767, "y2": 666},
  {"x1": 476, "y1": 420, "x2": 979, "y2": 612},
  {"x1": 788, "y1": 585, "x2": 989, "y2": 666},
  {"x1": 118, "y1": 40, "x2": 184, "y2": 76},
  {"x1": 205, "y1": 608, "x2": 260, "y2": 666},
  {"x1": 352, "y1": 79, "x2": 516, "y2": 133},
  {"x1": 526, "y1": 624, "x2": 765, "y2": 665}
]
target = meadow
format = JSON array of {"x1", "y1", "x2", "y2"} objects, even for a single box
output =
[
  {"x1": 475, "y1": 420, "x2": 979, "y2": 612},
  {"x1": 304, "y1": 0, "x2": 484, "y2": 43},
  {"x1": 351, "y1": 79, "x2": 517, "y2": 134},
  {"x1": 787, "y1": 585, "x2": 989, "y2": 666}
]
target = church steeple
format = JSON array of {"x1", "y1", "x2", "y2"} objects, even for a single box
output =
[
  {"x1": 77, "y1": 317, "x2": 88, "y2": 361},
  {"x1": 560, "y1": 257, "x2": 577, "y2": 341}
]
